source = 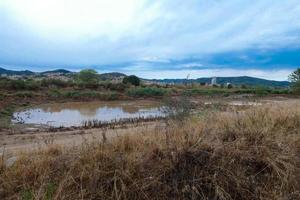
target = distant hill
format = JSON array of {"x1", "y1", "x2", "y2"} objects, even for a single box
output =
[
  {"x1": 0, "y1": 67, "x2": 123, "y2": 79},
  {"x1": 0, "y1": 67, "x2": 34, "y2": 76},
  {"x1": 0, "y1": 67, "x2": 72, "y2": 76},
  {"x1": 0, "y1": 67, "x2": 290, "y2": 87},
  {"x1": 40, "y1": 69, "x2": 72, "y2": 75},
  {"x1": 150, "y1": 76, "x2": 290, "y2": 88}
]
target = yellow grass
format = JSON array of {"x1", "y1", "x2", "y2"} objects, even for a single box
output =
[{"x1": 1, "y1": 102, "x2": 300, "y2": 199}]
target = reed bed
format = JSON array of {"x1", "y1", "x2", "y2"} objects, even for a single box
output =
[
  {"x1": 0, "y1": 102, "x2": 300, "y2": 199},
  {"x1": 82, "y1": 115, "x2": 165, "y2": 129}
]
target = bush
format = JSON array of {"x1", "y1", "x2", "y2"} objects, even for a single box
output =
[
  {"x1": 47, "y1": 90, "x2": 120, "y2": 100},
  {"x1": 127, "y1": 87, "x2": 168, "y2": 97},
  {"x1": 24, "y1": 80, "x2": 41, "y2": 90},
  {"x1": 10, "y1": 80, "x2": 26, "y2": 90},
  {"x1": 108, "y1": 83, "x2": 127, "y2": 92},
  {"x1": 182, "y1": 88, "x2": 227, "y2": 96},
  {"x1": 122, "y1": 75, "x2": 140, "y2": 86},
  {"x1": 14, "y1": 91, "x2": 35, "y2": 98},
  {"x1": 241, "y1": 84, "x2": 247, "y2": 89},
  {"x1": 253, "y1": 86, "x2": 271, "y2": 96},
  {"x1": 291, "y1": 81, "x2": 300, "y2": 94},
  {"x1": 161, "y1": 96, "x2": 193, "y2": 122},
  {"x1": 41, "y1": 79, "x2": 70, "y2": 88},
  {"x1": 77, "y1": 69, "x2": 99, "y2": 85}
]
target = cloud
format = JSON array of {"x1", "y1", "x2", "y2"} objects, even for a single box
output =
[{"x1": 0, "y1": 0, "x2": 299, "y2": 80}]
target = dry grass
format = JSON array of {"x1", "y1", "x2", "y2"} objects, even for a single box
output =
[{"x1": 1, "y1": 102, "x2": 300, "y2": 199}]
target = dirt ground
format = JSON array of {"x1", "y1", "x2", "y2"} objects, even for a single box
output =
[{"x1": 0, "y1": 122, "x2": 164, "y2": 157}]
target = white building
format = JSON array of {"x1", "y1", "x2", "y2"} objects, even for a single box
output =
[{"x1": 211, "y1": 77, "x2": 217, "y2": 85}]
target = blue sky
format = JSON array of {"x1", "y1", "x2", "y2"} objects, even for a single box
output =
[{"x1": 0, "y1": 0, "x2": 300, "y2": 80}]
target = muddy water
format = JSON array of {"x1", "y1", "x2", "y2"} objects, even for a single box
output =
[{"x1": 12, "y1": 100, "x2": 163, "y2": 127}]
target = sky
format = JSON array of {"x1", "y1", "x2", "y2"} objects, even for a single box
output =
[{"x1": 0, "y1": 0, "x2": 300, "y2": 80}]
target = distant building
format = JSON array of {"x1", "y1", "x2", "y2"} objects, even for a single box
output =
[{"x1": 211, "y1": 77, "x2": 217, "y2": 85}]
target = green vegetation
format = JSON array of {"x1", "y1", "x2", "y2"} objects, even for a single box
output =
[
  {"x1": 122, "y1": 75, "x2": 140, "y2": 86},
  {"x1": 289, "y1": 68, "x2": 300, "y2": 94},
  {"x1": 47, "y1": 90, "x2": 120, "y2": 100},
  {"x1": 181, "y1": 86, "x2": 290, "y2": 97},
  {"x1": 75, "y1": 69, "x2": 100, "y2": 88},
  {"x1": 127, "y1": 87, "x2": 169, "y2": 97},
  {"x1": 0, "y1": 105, "x2": 16, "y2": 128},
  {"x1": 77, "y1": 69, "x2": 99, "y2": 83},
  {"x1": 0, "y1": 71, "x2": 294, "y2": 98}
]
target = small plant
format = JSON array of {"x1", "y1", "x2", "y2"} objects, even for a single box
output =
[{"x1": 161, "y1": 95, "x2": 193, "y2": 123}]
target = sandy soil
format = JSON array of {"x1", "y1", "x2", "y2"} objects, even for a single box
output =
[{"x1": 0, "y1": 122, "x2": 164, "y2": 157}]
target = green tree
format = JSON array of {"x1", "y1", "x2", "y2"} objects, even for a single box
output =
[
  {"x1": 77, "y1": 69, "x2": 99, "y2": 84},
  {"x1": 289, "y1": 68, "x2": 300, "y2": 94},
  {"x1": 122, "y1": 75, "x2": 140, "y2": 86},
  {"x1": 289, "y1": 68, "x2": 300, "y2": 82}
]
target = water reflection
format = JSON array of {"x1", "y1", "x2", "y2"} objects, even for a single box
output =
[{"x1": 13, "y1": 100, "x2": 163, "y2": 127}]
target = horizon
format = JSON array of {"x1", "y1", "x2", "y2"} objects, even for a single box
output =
[
  {"x1": 0, "y1": 65, "x2": 292, "y2": 82},
  {"x1": 1, "y1": 1, "x2": 300, "y2": 81}
]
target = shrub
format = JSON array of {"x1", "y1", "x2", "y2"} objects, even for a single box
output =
[
  {"x1": 77, "y1": 69, "x2": 99, "y2": 85},
  {"x1": 10, "y1": 80, "x2": 26, "y2": 90},
  {"x1": 47, "y1": 90, "x2": 120, "y2": 100},
  {"x1": 182, "y1": 88, "x2": 227, "y2": 96},
  {"x1": 14, "y1": 91, "x2": 35, "y2": 98},
  {"x1": 108, "y1": 83, "x2": 127, "y2": 92},
  {"x1": 241, "y1": 84, "x2": 247, "y2": 89},
  {"x1": 291, "y1": 81, "x2": 300, "y2": 94},
  {"x1": 48, "y1": 89, "x2": 62, "y2": 98},
  {"x1": 253, "y1": 86, "x2": 271, "y2": 96},
  {"x1": 24, "y1": 80, "x2": 41, "y2": 90},
  {"x1": 161, "y1": 96, "x2": 193, "y2": 122},
  {"x1": 127, "y1": 87, "x2": 168, "y2": 97},
  {"x1": 41, "y1": 79, "x2": 70, "y2": 88},
  {"x1": 122, "y1": 75, "x2": 140, "y2": 86}
]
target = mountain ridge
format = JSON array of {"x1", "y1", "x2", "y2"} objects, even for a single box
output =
[
  {"x1": 0, "y1": 67, "x2": 290, "y2": 87},
  {"x1": 148, "y1": 76, "x2": 290, "y2": 87}
]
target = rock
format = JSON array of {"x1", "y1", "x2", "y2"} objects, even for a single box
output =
[{"x1": 5, "y1": 156, "x2": 17, "y2": 167}]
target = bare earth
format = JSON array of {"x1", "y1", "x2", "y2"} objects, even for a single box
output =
[{"x1": 0, "y1": 122, "x2": 163, "y2": 157}]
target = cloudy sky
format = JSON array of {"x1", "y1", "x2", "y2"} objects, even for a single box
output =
[{"x1": 0, "y1": 0, "x2": 300, "y2": 80}]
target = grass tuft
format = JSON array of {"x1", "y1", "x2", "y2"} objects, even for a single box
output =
[{"x1": 0, "y1": 103, "x2": 300, "y2": 199}]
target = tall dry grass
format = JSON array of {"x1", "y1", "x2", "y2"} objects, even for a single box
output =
[{"x1": 1, "y1": 102, "x2": 300, "y2": 199}]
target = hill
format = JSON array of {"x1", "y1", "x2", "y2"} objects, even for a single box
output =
[
  {"x1": 0, "y1": 67, "x2": 290, "y2": 87},
  {"x1": 0, "y1": 67, "x2": 34, "y2": 76},
  {"x1": 150, "y1": 76, "x2": 290, "y2": 88},
  {"x1": 0, "y1": 67, "x2": 72, "y2": 76},
  {"x1": 40, "y1": 69, "x2": 72, "y2": 75}
]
